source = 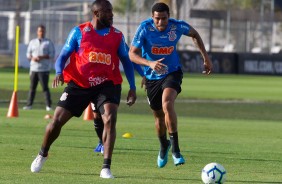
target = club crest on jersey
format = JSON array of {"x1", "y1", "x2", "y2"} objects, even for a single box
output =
[
  {"x1": 83, "y1": 26, "x2": 91, "y2": 32},
  {"x1": 168, "y1": 31, "x2": 176, "y2": 41},
  {"x1": 89, "y1": 51, "x2": 111, "y2": 65}
]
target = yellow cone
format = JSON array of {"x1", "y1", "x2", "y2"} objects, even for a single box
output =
[{"x1": 122, "y1": 132, "x2": 133, "y2": 138}]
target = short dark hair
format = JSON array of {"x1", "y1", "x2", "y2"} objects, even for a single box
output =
[
  {"x1": 91, "y1": 0, "x2": 110, "y2": 13},
  {"x1": 37, "y1": 24, "x2": 45, "y2": 30},
  {"x1": 151, "y1": 2, "x2": 170, "y2": 14}
]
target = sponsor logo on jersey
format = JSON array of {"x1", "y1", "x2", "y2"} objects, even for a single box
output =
[
  {"x1": 151, "y1": 46, "x2": 174, "y2": 55},
  {"x1": 168, "y1": 31, "x2": 177, "y2": 41},
  {"x1": 181, "y1": 24, "x2": 189, "y2": 30},
  {"x1": 160, "y1": 35, "x2": 168, "y2": 39},
  {"x1": 148, "y1": 26, "x2": 155, "y2": 32},
  {"x1": 89, "y1": 52, "x2": 111, "y2": 65},
  {"x1": 83, "y1": 26, "x2": 91, "y2": 32},
  {"x1": 133, "y1": 35, "x2": 141, "y2": 44},
  {"x1": 170, "y1": 24, "x2": 177, "y2": 30},
  {"x1": 88, "y1": 76, "x2": 108, "y2": 87}
]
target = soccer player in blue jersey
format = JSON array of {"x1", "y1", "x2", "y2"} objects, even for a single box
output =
[{"x1": 129, "y1": 2, "x2": 212, "y2": 168}]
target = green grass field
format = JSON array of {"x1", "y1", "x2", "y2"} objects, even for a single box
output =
[{"x1": 0, "y1": 68, "x2": 282, "y2": 183}]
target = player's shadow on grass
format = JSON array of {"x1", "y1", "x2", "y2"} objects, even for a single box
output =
[
  {"x1": 192, "y1": 150, "x2": 235, "y2": 155},
  {"x1": 43, "y1": 170, "x2": 98, "y2": 177},
  {"x1": 116, "y1": 175, "x2": 199, "y2": 182},
  {"x1": 114, "y1": 147, "x2": 159, "y2": 152},
  {"x1": 44, "y1": 170, "x2": 200, "y2": 182}
]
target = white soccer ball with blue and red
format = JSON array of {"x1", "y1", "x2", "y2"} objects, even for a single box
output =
[{"x1": 201, "y1": 162, "x2": 226, "y2": 184}]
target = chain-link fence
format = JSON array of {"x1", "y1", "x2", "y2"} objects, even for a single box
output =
[{"x1": 0, "y1": 0, "x2": 282, "y2": 57}]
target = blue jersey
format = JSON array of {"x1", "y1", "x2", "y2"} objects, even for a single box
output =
[
  {"x1": 55, "y1": 26, "x2": 139, "y2": 89},
  {"x1": 131, "y1": 18, "x2": 190, "y2": 80}
]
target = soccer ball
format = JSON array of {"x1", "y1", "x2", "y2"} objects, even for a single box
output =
[{"x1": 201, "y1": 163, "x2": 226, "y2": 184}]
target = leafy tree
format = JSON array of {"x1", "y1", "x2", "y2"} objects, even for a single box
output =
[{"x1": 113, "y1": 0, "x2": 136, "y2": 14}]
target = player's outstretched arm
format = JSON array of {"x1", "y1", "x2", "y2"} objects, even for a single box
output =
[
  {"x1": 132, "y1": 63, "x2": 144, "y2": 77},
  {"x1": 53, "y1": 49, "x2": 71, "y2": 88},
  {"x1": 118, "y1": 39, "x2": 137, "y2": 106},
  {"x1": 188, "y1": 26, "x2": 212, "y2": 75},
  {"x1": 129, "y1": 46, "x2": 166, "y2": 74},
  {"x1": 53, "y1": 26, "x2": 80, "y2": 88}
]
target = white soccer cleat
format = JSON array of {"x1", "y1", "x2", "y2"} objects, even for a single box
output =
[
  {"x1": 31, "y1": 154, "x2": 47, "y2": 173},
  {"x1": 100, "y1": 168, "x2": 114, "y2": 179},
  {"x1": 23, "y1": 106, "x2": 32, "y2": 110},
  {"x1": 46, "y1": 106, "x2": 52, "y2": 111}
]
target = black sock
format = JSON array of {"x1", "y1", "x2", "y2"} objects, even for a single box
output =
[
  {"x1": 159, "y1": 134, "x2": 169, "y2": 159},
  {"x1": 169, "y1": 132, "x2": 180, "y2": 158},
  {"x1": 94, "y1": 118, "x2": 104, "y2": 143},
  {"x1": 102, "y1": 158, "x2": 111, "y2": 169},
  {"x1": 39, "y1": 146, "x2": 49, "y2": 157}
]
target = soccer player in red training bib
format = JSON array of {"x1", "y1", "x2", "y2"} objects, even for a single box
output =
[
  {"x1": 30, "y1": 0, "x2": 137, "y2": 179},
  {"x1": 129, "y1": 2, "x2": 212, "y2": 168}
]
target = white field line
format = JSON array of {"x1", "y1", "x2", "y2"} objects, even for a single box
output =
[{"x1": 120, "y1": 99, "x2": 266, "y2": 104}]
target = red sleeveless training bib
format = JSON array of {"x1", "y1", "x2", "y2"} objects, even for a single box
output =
[{"x1": 63, "y1": 22, "x2": 122, "y2": 88}]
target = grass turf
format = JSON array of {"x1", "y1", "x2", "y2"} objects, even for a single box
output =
[{"x1": 0, "y1": 68, "x2": 282, "y2": 183}]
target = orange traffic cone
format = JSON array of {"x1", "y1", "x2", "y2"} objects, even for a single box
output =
[
  {"x1": 7, "y1": 91, "x2": 19, "y2": 118},
  {"x1": 83, "y1": 103, "x2": 94, "y2": 120}
]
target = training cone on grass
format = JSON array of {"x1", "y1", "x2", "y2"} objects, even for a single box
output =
[
  {"x1": 122, "y1": 132, "x2": 133, "y2": 138},
  {"x1": 83, "y1": 103, "x2": 94, "y2": 120},
  {"x1": 7, "y1": 91, "x2": 19, "y2": 118}
]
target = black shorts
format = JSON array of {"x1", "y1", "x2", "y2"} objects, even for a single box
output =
[
  {"x1": 57, "y1": 81, "x2": 119, "y2": 117},
  {"x1": 146, "y1": 69, "x2": 183, "y2": 111},
  {"x1": 92, "y1": 84, "x2": 121, "y2": 113}
]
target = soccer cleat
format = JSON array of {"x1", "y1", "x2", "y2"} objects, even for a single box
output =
[
  {"x1": 157, "y1": 141, "x2": 171, "y2": 168},
  {"x1": 31, "y1": 154, "x2": 47, "y2": 173},
  {"x1": 23, "y1": 106, "x2": 32, "y2": 110},
  {"x1": 172, "y1": 153, "x2": 185, "y2": 166},
  {"x1": 94, "y1": 143, "x2": 103, "y2": 153},
  {"x1": 46, "y1": 106, "x2": 52, "y2": 111},
  {"x1": 100, "y1": 168, "x2": 114, "y2": 179}
]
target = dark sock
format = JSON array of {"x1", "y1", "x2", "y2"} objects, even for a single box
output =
[
  {"x1": 159, "y1": 134, "x2": 169, "y2": 159},
  {"x1": 39, "y1": 146, "x2": 49, "y2": 157},
  {"x1": 102, "y1": 158, "x2": 111, "y2": 169},
  {"x1": 169, "y1": 132, "x2": 180, "y2": 158},
  {"x1": 94, "y1": 118, "x2": 104, "y2": 143}
]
